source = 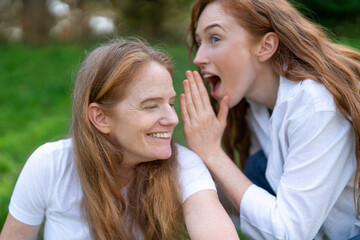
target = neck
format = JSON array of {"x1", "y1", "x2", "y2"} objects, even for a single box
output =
[
  {"x1": 118, "y1": 164, "x2": 136, "y2": 187},
  {"x1": 247, "y1": 62, "x2": 279, "y2": 109}
]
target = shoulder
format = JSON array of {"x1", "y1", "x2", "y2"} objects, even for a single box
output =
[
  {"x1": 24, "y1": 138, "x2": 74, "y2": 176},
  {"x1": 32, "y1": 138, "x2": 72, "y2": 157},
  {"x1": 176, "y1": 144, "x2": 199, "y2": 159},
  {"x1": 298, "y1": 78, "x2": 336, "y2": 112},
  {"x1": 275, "y1": 78, "x2": 353, "y2": 138},
  {"x1": 274, "y1": 77, "x2": 339, "y2": 126},
  {"x1": 277, "y1": 77, "x2": 337, "y2": 113},
  {"x1": 175, "y1": 143, "x2": 205, "y2": 168},
  {"x1": 174, "y1": 143, "x2": 216, "y2": 203},
  {"x1": 9, "y1": 138, "x2": 75, "y2": 225}
]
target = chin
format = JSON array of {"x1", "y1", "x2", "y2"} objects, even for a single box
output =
[
  {"x1": 156, "y1": 153, "x2": 172, "y2": 160},
  {"x1": 154, "y1": 148, "x2": 172, "y2": 160},
  {"x1": 226, "y1": 96, "x2": 241, "y2": 109},
  {"x1": 228, "y1": 101, "x2": 237, "y2": 109}
]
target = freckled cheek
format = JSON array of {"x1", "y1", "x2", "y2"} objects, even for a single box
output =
[
  {"x1": 210, "y1": 49, "x2": 223, "y2": 62},
  {"x1": 139, "y1": 117, "x2": 161, "y2": 135}
]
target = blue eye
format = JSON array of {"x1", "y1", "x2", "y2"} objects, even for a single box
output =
[{"x1": 211, "y1": 36, "x2": 220, "y2": 43}]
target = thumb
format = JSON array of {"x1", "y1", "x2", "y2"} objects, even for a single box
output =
[{"x1": 217, "y1": 96, "x2": 229, "y2": 124}]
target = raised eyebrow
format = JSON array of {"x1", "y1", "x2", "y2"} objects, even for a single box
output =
[
  {"x1": 196, "y1": 23, "x2": 226, "y2": 37},
  {"x1": 204, "y1": 23, "x2": 226, "y2": 33}
]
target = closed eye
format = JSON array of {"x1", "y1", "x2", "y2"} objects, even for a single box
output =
[{"x1": 144, "y1": 105, "x2": 157, "y2": 110}]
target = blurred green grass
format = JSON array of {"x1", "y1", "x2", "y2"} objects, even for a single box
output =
[
  {"x1": 0, "y1": 39, "x2": 358, "y2": 237},
  {"x1": 0, "y1": 44, "x2": 80, "y2": 228}
]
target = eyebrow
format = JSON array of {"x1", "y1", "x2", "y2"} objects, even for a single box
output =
[
  {"x1": 204, "y1": 23, "x2": 226, "y2": 33},
  {"x1": 196, "y1": 23, "x2": 226, "y2": 38},
  {"x1": 140, "y1": 94, "x2": 177, "y2": 104}
]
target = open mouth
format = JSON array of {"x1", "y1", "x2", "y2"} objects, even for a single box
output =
[{"x1": 203, "y1": 74, "x2": 221, "y2": 95}]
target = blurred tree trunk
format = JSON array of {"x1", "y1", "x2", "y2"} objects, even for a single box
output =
[
  {"x1": 21, "y1": 0, "x2": 52, "y2": 44},
  {"x1": 111, "y1": 0, "x2": 165, "y2": 40}
]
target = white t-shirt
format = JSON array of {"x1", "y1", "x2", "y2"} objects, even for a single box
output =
[
  {"x1": 9, "y1": 139, "x2": 216, "y2": 240},
  {"x1": 240, "y1": 76, "x2": 359, "y2": 240}
]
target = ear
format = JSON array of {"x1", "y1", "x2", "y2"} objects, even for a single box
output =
[
  {"x1": 88, "y1": 103, "x2": 111, "y2": 134},
  {"x1": 255, "y1": 32, "x2": 279, "y2": 62}
]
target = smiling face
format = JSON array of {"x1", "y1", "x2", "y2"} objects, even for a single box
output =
[
  {"x1": 107, "y1": 61, "x2": 178, "y2": 166},
  {"x1": 194, "y1": 1, "x2": 260, "y2": 108}
]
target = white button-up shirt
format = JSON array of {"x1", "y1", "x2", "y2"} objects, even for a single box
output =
[{"x1": 240, "y1": 76, "x2": 359, "y2": 239}]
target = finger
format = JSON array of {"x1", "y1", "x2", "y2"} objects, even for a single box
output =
[
  {"x1": 186, "y1": 71, "x2": 204, "y2": 111},
  {"x1": 183, "y1": 79, "x2": 198, "y2": 120},
  {"x1": 218, "y1": 96, "x2": 229, "y2": 125},
  {"x1": 193, "y1": 71, "x2": 212, "y2": 109},
  {"x1": 180, "y1": 93, "x2": 190, "y2": 125}
]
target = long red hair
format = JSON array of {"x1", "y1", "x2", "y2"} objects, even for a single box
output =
[
  {"x1": 72, "y1": 38, "x2": 185, "y2": 239},
  {"x1": 188, "y1": 0, "x2": 360, "y2": 215}
]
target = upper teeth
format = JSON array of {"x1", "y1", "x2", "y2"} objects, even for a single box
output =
[
  {"x1": 148, "y1": 132, "x2": 171, "y2": 138},
  {"x1": 203, "y1": 74, "x2": 212, "y2": 78}
]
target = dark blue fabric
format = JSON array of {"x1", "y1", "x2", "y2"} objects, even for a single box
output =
[
  {"x1": 349, "y1": 235, "x2": 360, "y2": 240},
  {"x1": 244, "y1": 150, "x2": 276, "y2": 196}
]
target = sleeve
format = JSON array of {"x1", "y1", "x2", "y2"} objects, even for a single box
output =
[
  {"x1": 9, "y1": 144, "x2": 54, "y2": 226},
  {"x1": 240, "y1": 111, "x2": 356, "y2": 239},
  {"x1": 176, "y1": 144, "x2": 217, "y2": 203}
]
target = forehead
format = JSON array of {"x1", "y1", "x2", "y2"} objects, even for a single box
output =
[
  {"x1": 124, "y1": 61, "x2": 175, "y2": 101},
  {"x1": 196, "y1": 2, "x2": 234, "y2": 33}
]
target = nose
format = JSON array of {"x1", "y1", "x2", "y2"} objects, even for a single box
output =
[
  {"x1": 159, "y1": 106, "x2": 179, "y2": 126},
  {"x1": 193, "y1": 45, "x2": 210, "y2": 66}
]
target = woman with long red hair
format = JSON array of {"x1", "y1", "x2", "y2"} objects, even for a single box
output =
[
  {"x1": 181, "y1": 0, "x2": 360, "y2": 239},
  {"x1": 0, "y1": 38, "x2": 239, "y2": 240}
]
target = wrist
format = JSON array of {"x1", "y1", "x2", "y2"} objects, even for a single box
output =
[{"x1": 199, "y1": 147, "x2": 227, "y2": 169}]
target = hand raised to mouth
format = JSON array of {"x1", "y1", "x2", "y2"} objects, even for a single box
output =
[{"x1": 180, "y1": 70, "x2": 229, "y2": 163}]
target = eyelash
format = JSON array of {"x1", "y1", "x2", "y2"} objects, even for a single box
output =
[
  {"x1": 144, "y1": 103, "x2": 175, "y2": 110},
  {"x1": 195, "y1": 34, "x2": 220, "y2": 48},
  {"x1": 195, "y1": 40, "x2": 201, "y2": 49},
  {"x1": 144, "y1": 105, "x2": 157, "y2": 110},
  {"x1": 210, "y1": 35, "x2": 220, "y2": 43}
]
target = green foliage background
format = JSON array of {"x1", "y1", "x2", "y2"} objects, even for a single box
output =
[
  {"x1": 0, "y1": 0, "x2": 359, "y2": 237},
  {"x1": 0, "y1": 44, "x2": 80, "y2": 226},
  {"x1": 291, "y1": 0, "x2": 360, "y2": 39}
]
